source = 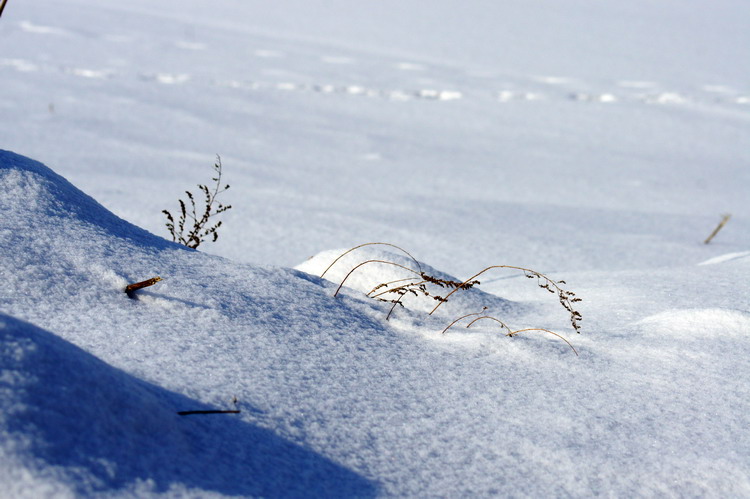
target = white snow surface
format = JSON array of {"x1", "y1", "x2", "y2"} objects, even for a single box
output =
[{"x1": 2, "y1": 0, "x2": 750, "y2": 496}]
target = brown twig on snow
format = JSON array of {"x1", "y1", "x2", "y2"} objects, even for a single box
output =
[
  {"x1": 177, "y1": 410, "x2": 241, "y2": 416},
  {"x1": 704, "y1": 214, "x2": 731, "y2": 244},
  {"x1": 125, "y1": 277, "x2": 162, "y2": 297}
]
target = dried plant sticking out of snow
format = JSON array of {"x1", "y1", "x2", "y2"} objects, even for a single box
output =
[
  {"x1": 321, "y1": 242, "x2": 423, "y2": 278},
  {"x1": 327, "y1": 243, "x2": 480, "y2": 320},
  {"x1": 429, "y1": 265, "x2": 583, "y2": 334},
  {"x1": 324, "y1": 244, "x2": 583, "y2": 353},
  {"x1": 442, "y1": 313, "x2": 578, "y2": 356},
  {"x1": 162, "y1": 155, "x2": 232, "y2": 249}
]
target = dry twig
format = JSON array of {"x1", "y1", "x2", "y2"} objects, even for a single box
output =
[
  {"x1": 125, "y1": 277, "x2": 162, "y2": 297},
  {"x1": 704, "y1": 214, "x2": 731, "y2": 244},
  {"x1": 177, "y1": 410, "x2": 241, "y2": 416}
]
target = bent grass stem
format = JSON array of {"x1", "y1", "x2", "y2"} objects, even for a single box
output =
[{"x1": 321, "y1": 242, "x2": 422, "y2": 278}]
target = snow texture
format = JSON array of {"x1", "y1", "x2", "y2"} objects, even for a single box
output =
[{"x1": 1, "y1": 0, "x2": 750, "y2": 496}]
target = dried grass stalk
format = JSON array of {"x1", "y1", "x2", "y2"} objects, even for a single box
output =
[
  {"x1": 321, "y1": 242, "x2": 422, "y2": 278},
  {"x1": 704, "y1": 213, "x2": 731, "y2": 244},
  {"x1": 465, "y1": 316, "x2": 578, "y2": 356},
  {"x1": 429, "y1": 265, "x2": 582, "y2": 334}
]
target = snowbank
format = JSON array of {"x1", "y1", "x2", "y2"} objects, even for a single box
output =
[
  {"x1": 3, "y1": 150, "x2": 750, "y2": 497},
  {"x1": 0, "y1": 314, "x2": 376, "y2": 497}
]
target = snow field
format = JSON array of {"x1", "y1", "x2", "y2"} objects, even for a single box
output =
[{"x1": 2, "y1": 0, "x2": 750, "y2": 496}]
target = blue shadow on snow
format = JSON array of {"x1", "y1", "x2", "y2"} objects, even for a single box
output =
[{"x1": 0, "y1": 313, "x2": 378, "y2": 498}]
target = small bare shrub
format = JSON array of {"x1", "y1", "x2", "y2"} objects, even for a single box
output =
[{"x1": 163, "y1": 155, "x2": 232, "y2": 249}]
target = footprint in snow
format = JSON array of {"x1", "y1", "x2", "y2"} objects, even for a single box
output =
[
  {"x1": 64, "y1": 67, "x2": 115, "y2": 79},
  {"x1": 0, "y1": 58, "x2": 38, "y2": 72},
  {"x1": 497, "y1": 90, "x2": 544, "y2": 102},
  {"x1": 568, "y1": 92, "x2": 617, "y2": 103},
  {"x1": 534, "y1": 75, "x2": 576, "y2": 85},
  {"x1": 640, "y1": 92, "x2": 686, "y2": 105},
  {"x1": 139, "y1": 73, "x2": 190, "y2": 85},
  {"x1": 395, "y1": 62, "x2": 426, "y2": 71},
  {"x1": 321, "y1": 56, "x2": 355, "y2": 65},
  {"x1": 175, "y1": 41, "x2": 207, "y2": 51},
  {"x1": 19, "y1": 20, "x2": 71, "y2": 36},
  {"x1": 253, "y1": 49, "x2": 284, "y2": 58},
  {"x1": 702, "y1": 84, "x2": 736, "y2": 94},
  {"x1": 617, "y1": 80, "x2": 657, "y2": 89}
]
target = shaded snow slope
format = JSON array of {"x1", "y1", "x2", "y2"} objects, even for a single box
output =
[{"x1": 0, "y1": 314, "x2": 376, "y2": 498}]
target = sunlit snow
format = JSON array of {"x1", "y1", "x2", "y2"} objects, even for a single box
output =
[{"x1": 2, "y1": 0, "x2": 749, "y2": 496}]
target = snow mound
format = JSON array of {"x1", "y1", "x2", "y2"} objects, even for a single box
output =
[
  {"x1": 637, "y1": 308, "x2": 750, "y2": 339},
  {"x1": 0, "y1": 314, "x2": 377, "y2": 498},
  {"x1": 0, "y1": 149, "x2": 166, "y2": 248},
  {"x1": 296, "y1": 245, "x2": 518, "y2": 320},
  {"x1": 0, "y1": 150, "x2": 392, "y2": 496}
]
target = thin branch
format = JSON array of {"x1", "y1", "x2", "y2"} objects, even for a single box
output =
[
  {"x1": 163, "y1": 155, "x2": 231, "y2": 249},
  {"x1": 441, "y1": 307, "x2": 488, "y2": 334},
  {"x1": 704, "y1": 213, "x2": 731, "y2": 244},
  {"x1": 368, "y1": 277, "x2": 420, "y2": 296},
  {"x1": 508, "y1": 328, "x2": 578, "y2": 356},
  {"x1": 370, "y1": 279, "x2": 430, "y2": 299},
  {"x1": 0, "y1": 0, "x2": 9, "y2": 18},
  {"x1": 125, "y1": 277, "x2": 162, "y2": 297},
  {"x1": 432, "y1": 266, "x2": 546, "y2": 314}
]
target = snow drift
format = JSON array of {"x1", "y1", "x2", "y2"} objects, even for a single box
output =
[
  {"x1": 3, "y1": 151, "x2": 750, "y2": 497},
  {"x1": 0, "y1": 314, "x2": 375, "y2": 497}
]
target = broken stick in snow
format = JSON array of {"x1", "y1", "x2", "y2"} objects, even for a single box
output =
[
  {"x1": 177, "y1": 410, "x2": 241, "y2": 416},
  {"x1": 704, "y1": 214, "x2": 731, "y2": 244},
  {"x1": 125, "y1": 276, "x2": 162, "y2": 297}
]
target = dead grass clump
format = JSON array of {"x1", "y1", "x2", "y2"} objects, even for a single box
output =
[
  {"x1": 429, "y1": 265, "x2": 582, "y2": 334},
  {"x1": 322, "y1": 243, "x2": 583, "y2": 354},
  {"x1": 328, "y1": 244, "x2": 479, "y2": 320}
]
